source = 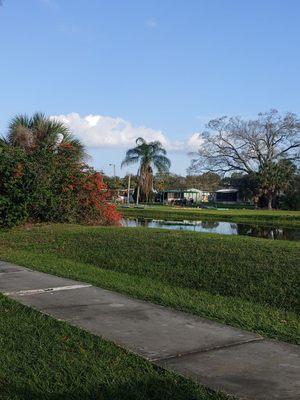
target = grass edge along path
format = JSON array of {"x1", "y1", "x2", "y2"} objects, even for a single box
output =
[
  {"x1": 1, "y1": 224, "x2": 299, "y2": 313},
  {"x1": 0, "y1": 243, "x2": 299, "y2": 346},
  {"x1": 119, "y1": 206, "x2": 300, "y2": 228},
  {"x1": 0, "y1": 293, "x2": 231, "y2": 400}
]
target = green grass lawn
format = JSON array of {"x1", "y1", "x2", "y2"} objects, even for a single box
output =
[
  {"x1": 0, "y1": 294, "x2": 231, "y2": 400},
  {"x1": 119, "y1": 205, "x2": 300, "y2": 227},
  {"x1": 0, "y1": 224, "x2": 299, "y2": 345}
]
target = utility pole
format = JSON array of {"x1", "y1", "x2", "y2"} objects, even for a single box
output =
[{"x1": 108, "y1": 163, "x2": 117, "y2": 200}]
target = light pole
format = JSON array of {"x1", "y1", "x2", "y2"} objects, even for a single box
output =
[
  {"x1": 108, "y1": 163, "x2": 117, "y2": 200},
  {"x1": 109, "y1": 163, "x2": 116, "y2": 178}
]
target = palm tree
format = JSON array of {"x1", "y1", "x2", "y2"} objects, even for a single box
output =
[
  {"x1": 7, "y1": 112, "x2": 84, "y2": 160},
  {"x1": 121, "y1": 137, "x2": 171, "y2": 204}
]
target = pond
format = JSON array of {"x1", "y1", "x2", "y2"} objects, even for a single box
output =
[{"x1": 122, "y1": 218, "x2": 300, "y2": 241}]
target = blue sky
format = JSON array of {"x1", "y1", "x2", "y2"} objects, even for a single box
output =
[{"x1": 1, "y1": 0, "x2": 300, "y2": 176}]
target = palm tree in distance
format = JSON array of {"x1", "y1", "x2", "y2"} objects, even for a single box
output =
[
  {"x1": 6, "y1": 112, "x2": 85, "y2": 160},
  {"x1": 121, "y1": 137, "x2": 171, "y2": 204}
]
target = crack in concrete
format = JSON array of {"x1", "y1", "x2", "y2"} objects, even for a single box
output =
[{"x1": 152, "y1": 337, "x2": 264, "y2": 362}]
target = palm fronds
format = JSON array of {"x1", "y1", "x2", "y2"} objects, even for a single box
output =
[
  {"x1": 5, "y1": 112, "x2": 85, "y2": 160},
  {"x1": 121, "y1": 137, "x2": 171, "y2": 202}
]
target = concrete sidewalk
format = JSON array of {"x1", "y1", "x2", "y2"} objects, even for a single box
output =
[{"x1": 0, "y1": 261, "x2": 299, "y2": 400}]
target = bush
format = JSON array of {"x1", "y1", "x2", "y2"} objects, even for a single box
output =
[{"x1": 0, "y1": 144, "x2": 121, "y2": 227}]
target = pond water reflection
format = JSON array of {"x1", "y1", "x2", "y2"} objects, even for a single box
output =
[{"x1": 122, "y1": 218, "x2": 300, "y2": 241}]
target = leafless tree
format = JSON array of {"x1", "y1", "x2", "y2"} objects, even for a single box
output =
[{"x1": 190, "y1": 110, "x2": 300, "y2": 208}]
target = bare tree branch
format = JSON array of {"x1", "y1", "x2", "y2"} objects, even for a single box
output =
[
  {"x1": 189, "y1": 110, "x2": 300, "y2": 209},
  {"x1": 190, "y1": 110, "x2": 300, "y2": 176}
]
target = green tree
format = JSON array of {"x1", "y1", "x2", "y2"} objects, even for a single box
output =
[
  {"x1": 154, "y1": 173, "x2": 186, "y2": 192},
  {"x1": 222, "y1": 173, "x2": 260, "y2": 205},
  {"x1": 186, "y1": 172, "x2": 221, "y2": 191},
  {"x1": 259, "y1": 160, "x2": 296, "y2": 209},
  {"x1": 121, "y1": 138, "x2": 171, "y2": 204},
  {"x1": 281, "y1": 173, "x2": 300, "y2": 210},
  {"x1": 6, "y1": 112, "x2": 84, "y2": 160}
]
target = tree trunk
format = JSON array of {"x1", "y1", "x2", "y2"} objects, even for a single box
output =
[
  {"x1": 127, "y1": 174, "x2": 131, "y2": 205},
  {"x1": 136, "y1": 171, "x2": 142, "y2": 206},
  {"x1": 136, "y1": 185, "x2": 140, "y2": 206},
  {"x1": 267, "y1": 194, "x2": 273, "y2": 210}
]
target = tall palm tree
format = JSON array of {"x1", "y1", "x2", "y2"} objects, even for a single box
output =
[
  {"x1": 7, "y1": 112, "x2": 85, "y2": 160},
  {"x1": 121, "y1": 137, "x2": 171, "y2": 204}
]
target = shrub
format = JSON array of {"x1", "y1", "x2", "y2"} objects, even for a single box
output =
[{"x1": 0, "y1": 143, "x2": 121, "y2": 227}]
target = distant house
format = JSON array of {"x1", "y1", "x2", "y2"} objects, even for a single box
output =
[
  {"x1": 159, "y1": 188, "x2": 213, "y2": 204},
  {"x1": 185, "y1": 188, "x2": 213, "y2": 203},
  {"x1": 215, "y1": 188, "x2": 239, "y2": 203},
  {"x1": 115, "y1": 188, "x2": 135, "y2": 204},
  {"x1": 159, "y1": 189, "x2": 185, "y2": 204}
]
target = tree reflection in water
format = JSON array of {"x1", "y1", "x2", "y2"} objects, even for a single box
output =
[
  {"x1": 200, "y1": 221, "x2": 219, "y2": 229},
  {"x1": 121, "y1": 218, "x2": 299, "y2": 241},
  {"x1": 237, "y1": 224, "x2": 298, "y2": 240}
]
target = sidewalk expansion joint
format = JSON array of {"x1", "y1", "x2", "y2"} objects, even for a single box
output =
[
  {"x1": 4, "y1": 284, "x2": 92, "y2": 296},
  {"x1": 152, "y1": 337, "x2": 264, "y2": 363}
]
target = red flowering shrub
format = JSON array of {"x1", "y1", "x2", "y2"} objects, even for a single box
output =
[
  {"x1": 0, "y1": 144, "x2": 121, "y2": 227},
  {"x1": 76, "y1": 170, "x2": 121, "y2": 225}
]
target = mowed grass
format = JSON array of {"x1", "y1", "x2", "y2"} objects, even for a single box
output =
[
  {"x1": 0, "y1": 294, "x2": 230, "y2": 400},
  {"x1": 0, "y1": 224, "x2": 299, "y2": 344},
  {"x1": 119, "y1": 205, "x2": 300, "y2": 227}
]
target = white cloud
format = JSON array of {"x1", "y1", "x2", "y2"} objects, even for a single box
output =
[
  {"x1": 186, "y1": 132, "x2": 203, "y2": 150},
  {"x1": 51, "y1": 113, "x2": 187, "y2": 151},
  {"x1": 51, "y1": 113, "x2": 203, "y2": 153}
]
